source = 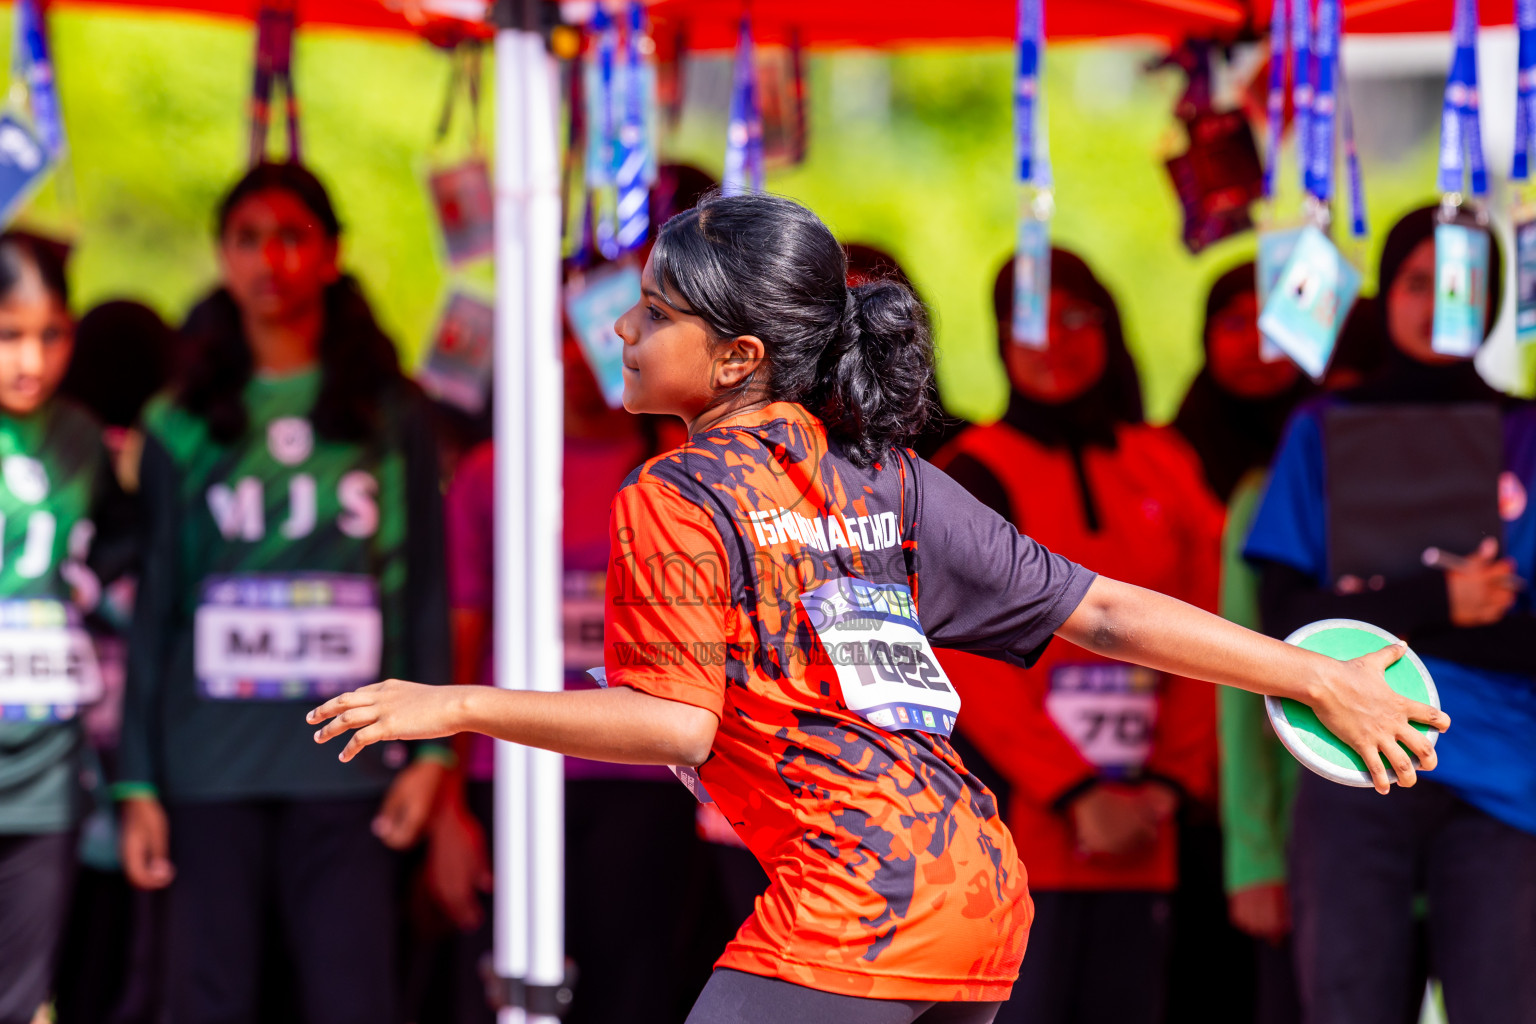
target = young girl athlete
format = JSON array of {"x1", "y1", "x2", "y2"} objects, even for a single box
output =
[{"x1": 309, "y1": 194, "x2": 1448, "y2": 1024}]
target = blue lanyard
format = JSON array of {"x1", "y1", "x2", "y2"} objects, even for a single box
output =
[
  {"x1": 1514, "y1": 0, "x2": 1536, "y2": 180},
  {"x1": 722, "y1": 17, "x2": 763, "y2": 196},
  {"x1": 14, "y1": 0, "x2": 62, "y2": 157},
  {"x1": 615, "y1": 0, "x2": 649, "y2": 251},
  {"x1": 1340, "y1": 61, "x2": 1367, "y2": 238},
  {"x1": 1015, "y1": 0, "x2": 1045, "y2": 185},
  {"x1": 1440, "y1": 0, "x2": 1488, "y2": 196},
  {"x1": 1304, "y1": 0, "x2": 1338, "y2": 202},
  {"x1": 1292, "y1": 0, "x2": 1312, "y2": 184},
  {"x1": 1263, "y1": 0, "x2": 1287, "y2": 199}
]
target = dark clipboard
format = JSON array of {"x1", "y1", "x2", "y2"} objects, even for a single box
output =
[{"x1": 1324, "y1": 403, "x2": 1503, "y2": 586}]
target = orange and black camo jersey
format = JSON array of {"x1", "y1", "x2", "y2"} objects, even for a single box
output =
[{"x1": 603, "y1": 402, "x2": 1096, "y2": 1002}]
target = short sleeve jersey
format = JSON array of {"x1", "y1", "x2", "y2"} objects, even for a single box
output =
[{"x1": 604, "y1": 403, "x2": 1095, "y2": 1002}]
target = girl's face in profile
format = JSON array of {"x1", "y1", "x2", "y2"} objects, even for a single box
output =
[
  {"x1": 0, "y1": 259, "x2": 72, "y2": 417},
  {"x1": 614, "y1": 257, "x2": 760, "y2": 426}
]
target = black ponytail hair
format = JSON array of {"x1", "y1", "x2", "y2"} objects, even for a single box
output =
[
  {"x1": 0, "y1": 231, "x2": 69, "y2": 310},
  {"x1": 178, "y1": 162, "x2": 401, "y2": 444},
  {"x1": 649, "y1": 192, "x2": 935, "y2": 466}
]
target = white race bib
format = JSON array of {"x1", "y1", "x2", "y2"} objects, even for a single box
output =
[
  {"x1": 0, "y1": 599, "x2": 102, "y2": 718},
  {"x1": 562, "y1": 569, "x2": 606, "y2": 675},
  {"x1": 799, "y1": 577, "x2": 960, "y2": 737},
  {"x1": 1045, "y1": 662, "x2": 1160, "y2": 775},
  {"x1": 195, "y1": 574, "x2": 382, "y2": 700}
]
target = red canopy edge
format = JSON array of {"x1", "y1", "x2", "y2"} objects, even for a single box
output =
[{"x1": 645, "y1": 0, "x2": 1248, "y2": 49}]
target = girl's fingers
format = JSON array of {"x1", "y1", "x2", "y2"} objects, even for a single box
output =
[
  {"x1": 1399, "y1": 727, "x2": 1438, "y2": 771},
  {"x1": 313, "y1": 706, "x2": 379, "y2": 745},
  {"x1": 306, "y1": 683, "x2": 385, "y2": 726},
  {"x1": 1385, "y1": 741, "x2": 1417, "y2": 788},
  {"x1": 339, "y1": 724, "x2": 387, "y2": 763},
  {"x1": 1361, "y1": 642, "x2": 1407, "y2": 675},
  {"x1": 1405, "y1": 700, "x2": 1450, "y2": 732},
  {"x1": 1353, "y1": 738, "x2": 1391, "y2": 794}
]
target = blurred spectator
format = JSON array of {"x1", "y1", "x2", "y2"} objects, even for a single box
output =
[
  {"x1": 1245, "y1": 206, "x2": 1536, "y2": 1024},
  {"x1": 1211, "y1": 272, "x2": 1393, "y2": 1024},
  {"x1": 1172, "y1": 262, "x2": 1311, "y2": 504},
  {"x1": 114, "y1": 162, "x2": 452, "y2": 1024},
  {"x1": 935, "y1": 248, "x2": 1224, "y2": 1024},
  {"x1": 0, "y1": 234, "x2": 136, "y2": 1024},
  {"x1": 52, "y1": 299, "x2": 176, "y2": 1024}
]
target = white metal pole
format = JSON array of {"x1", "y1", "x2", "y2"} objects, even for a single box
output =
[
  {"x1": 492, "y1": 15, "x2": 531, "y2": 1024},
  {"x1": 518, "y1": 19, "x2": 568, "y2": 1024}
]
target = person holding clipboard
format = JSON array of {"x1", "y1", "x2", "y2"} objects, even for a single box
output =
[
  {"x1": 1244, "y1": 206, "x2": 1536, "y2": 1024},
  {"x1": 309, "y1": 193, "x2": 1447, "y2": 1024}
]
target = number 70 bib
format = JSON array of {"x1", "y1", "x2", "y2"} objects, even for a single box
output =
[{"x1": 799, "y1": 577, "x2": 960, "y2": 737}]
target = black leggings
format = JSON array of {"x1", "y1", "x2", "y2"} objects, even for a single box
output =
[{"x1": 685, "y1": 968, "x2": 1003, "y2": 1024}]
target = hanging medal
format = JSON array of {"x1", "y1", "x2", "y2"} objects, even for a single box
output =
[
  {"x1": 1011, "y1": 0, "x2": 1051, "y2": 350},
  {"x1": 427, "y1": 42, "x2": 494, "y2": 267},
  {"x1": 585, "y1": 7, "x2": 622, "y2": 258},
  {"x1": 1512, "y1": 0, "x2": 1536, "y2": 346},
  {"x1": 722, "y1": 15, "x2": 764, "y2": 196},
  {"x1": 613, "y1": 0, "x2": 655, "y2": 254},
  {"x1": 1258, "y1": 0, "x2": 1363, "y2": 382},
  {"x1": 1256, "y1": 0, "x2": 1300, "y2": 362},
  {"x1": 1432, "y1": 0, "x2": 1492, "y2": 359}
]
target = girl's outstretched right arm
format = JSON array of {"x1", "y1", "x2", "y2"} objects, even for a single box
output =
[{"x1": 1055, "y1": 576, "x2": 1449, "y2": 795}]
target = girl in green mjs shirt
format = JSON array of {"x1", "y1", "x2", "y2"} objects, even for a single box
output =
[
  {"x1": 115, "y1": 163, "x2": 451, "y2": 1024},
  {"x1": 0, "y1": 233, "x2": 136, "y2": 1024}
]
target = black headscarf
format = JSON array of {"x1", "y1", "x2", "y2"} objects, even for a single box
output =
[
  {"x1": 991, "y1": 248, "x2": 1143, "y2": 531},
  {"x1": 1349, "y1": 204, "x2": 1503, "y2": 406},
  {"x1": 1173, "y1": 261, "x2": 1314, "y2": 502},
  {"x1": 992, "y1": 248, "x2": 1144, "y2": 450}
]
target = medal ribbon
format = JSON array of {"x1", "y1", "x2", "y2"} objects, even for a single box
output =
[
  {"x1": 1440, "y1": 0, "x2": 1488, "y2": 196},
  {"x1": 722, "y1": 16, "x2": 763, "y2": 196},
  {"x1": 1513, "y1": 0, "x2": 1536, "y2": 180}
]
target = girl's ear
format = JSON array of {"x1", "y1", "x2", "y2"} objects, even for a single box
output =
[{"x1": 714, "y1": 334, "x2": 765, "y2": 390}]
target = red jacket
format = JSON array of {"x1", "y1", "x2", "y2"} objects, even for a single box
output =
[{"x1": 936, "y1": 420, "x2": 1224, "y2": 891}]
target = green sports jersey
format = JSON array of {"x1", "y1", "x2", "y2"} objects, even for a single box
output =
[
  {"x1": 0, "y1": 398, "x2": 129, "y2": 833},
  {"x1": 117, "y1": 370, "x2": 449, "y2": 802}
]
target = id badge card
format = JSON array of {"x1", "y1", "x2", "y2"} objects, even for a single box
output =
[
  {"x1": 1257, "y1": 226, "x2": 1362, "y2": 381},
  {"x1": 429, "y1": 159, "x2": 495, "y2": 266},
  {"x1": 798, "y1": 576, "x2": 960, "y2": 737},
  {"x1": 1433, "y1": 222, "x2": 1491, "y2": 358},
  {"x1": 564, "y1": 264, "x2": 640, "y2": 409},
  {"x1": 1011, "y1": 216, "x2": 1050, "y2": 350},
  {"x1": 1517, "y1": 219, "x2": 1536, "y2": 346},
  {"x1": 1256, "y1": 226, "x2": 1303, "y2": 363},
  {"x1": 418, "y1": 291, "x2": 494, "y2": 415},
  {"x1": 0, "y1": 599, "x2": 102, "y2": 721},
  {"x1": 195, "y1": 573, "x2": 383, "y2": 700},
  {"x1": 1045, "y1": 662, "x2": 1160, "y2": 777},
  {"x1": 562, "y1": 569, "x2": 606, "y2": 675}
]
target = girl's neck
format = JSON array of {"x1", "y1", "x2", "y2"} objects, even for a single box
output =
[
  {"x1": 687, "y1": 394, "x2": 771, "y2": 436},
  {"x1": 245, "y1": 306, "x2": 323, "y2": 375}
]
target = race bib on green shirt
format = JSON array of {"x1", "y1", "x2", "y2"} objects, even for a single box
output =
[
  {"x1": 800, "y1": 576, "x2": 960, "y2": 737},
  {"x1": 195, "y1": 573, "x2": 383, "y2": 700},
  {"x1": 0, "y1": 598, "x2": 102, "y2": 720}
]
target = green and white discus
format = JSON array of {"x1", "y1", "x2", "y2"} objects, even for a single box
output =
[{"x1": 1266, "y1": 619, "x2": 1440, "y2": 788}]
